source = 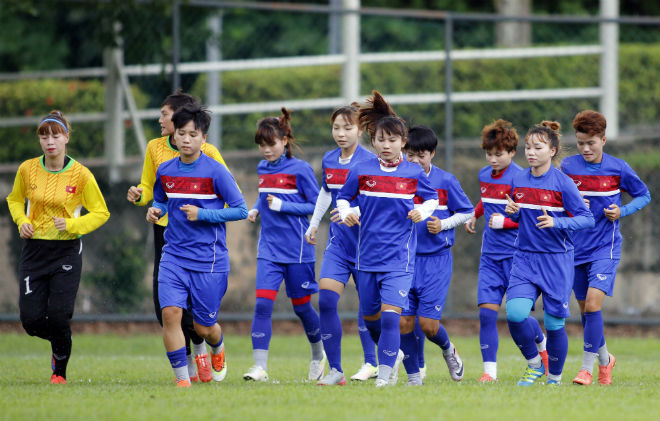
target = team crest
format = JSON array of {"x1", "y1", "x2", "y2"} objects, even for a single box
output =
[
  {"x1": 596, "y1": 274, "x2": 607, "y2": 281},
  {"x1": 165, "y1": 182, "x2": 175, "y2": 189},
  {"x1": 326, "y1": 174, "x2": 333, "y2": 179},
  {"x1": 366, "y1": 180, "x2": 376, "y2": 188},
  {"x1": 480, "y1": 186, "x2": 487, "y2": 193},
  {"x1": 516, "y1": 192, "x2": 524, "y2": 199}
]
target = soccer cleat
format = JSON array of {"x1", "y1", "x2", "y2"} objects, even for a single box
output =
[
  {"x1": 443, "y1": 343, "x2": 464, "y2": 381},
  {"x1": 597, "y1": 353, "x2": 615, "y2": 385},
  {"x1": 211, "y1": 348, "x2": 227, "y2": 382},
  {"x1": 195, "y1": 353, "x2": 213, "y2": 382},
  {"x1": 190, "y1": 373, "x2": 200, "y2": 383},
  {"x1": 517, "y1": 366, "x2": 545, "y2": 386},
  {"x1": 388, "y1": 350, "x2": 405, "y2": 385},
  {"x1": 176, "y1": 379, "x2": 191, "y2": 388},
  {"x1": 350, "y1": 363, "x2": 378, "y2": 381},
  {"x1": 374, "y1": 378, "x2": 389, "y2": 388},
  {"x1": 546, "y1": 379, "x2": 561, "y2": 386},
  {"x1": 243, "y1": 365, "x2": 269, "y2": 382},
  {"x1": 50, "y1": 374, "x2": 66, "y2": 384},
  {"x1": 308, "y1": 351, "x2": 327, "y2": 381},
  {"x1": 317, "y1": 368, "x2": 346, "y2": 386},
  {"x1": 479, "y1": 373, "x2": 497, "y2": 383},
  {"x1": 572, "y1": 369, "x2": 592, "y2": 385},
  {"x1": 539, "y1": 349, "x2": 549, "y2": 376},
  {"x1": 419, "y1": 364, "x2": 427, "y2": 380}
]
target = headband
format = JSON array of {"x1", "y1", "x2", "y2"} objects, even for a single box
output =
[{"x1": 39, "y1": 118, "x2": 68, "y2": 134}]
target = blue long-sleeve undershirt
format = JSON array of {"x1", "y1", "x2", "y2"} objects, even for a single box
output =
[
  {"x1": 553, "y1": 214, "x2": 595, "y2": 230},
  {"x1": 152, "y1": 201, "x2": 248, "y2": 223},
  {"x1": 620, "y1": 191, "x2": 651, "y2": 217},
  {"x1": 277, "y1": 200, "x2": 316, "y2": 216}
]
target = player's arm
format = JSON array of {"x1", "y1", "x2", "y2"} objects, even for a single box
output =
[
  {"x1": 268, "y1": 165, "x2": 319, "y2": 216},
  {"x1": 197, "y1": 168, "x2": 248, "y2": 223},
  {"x1": 129, "y1": 143, "x2": 155, "y2": 206},
  {"x1": 546, "y1": 179, "x2": 594, "y2": 231},
  {"x1": 336, "y1": 168, "x2": 360, "y2": 226},
  {"x1": 6, "y1": 167, "x2": 33, "y2": 238},
  {"x1": 305, "y1": 187, "x2": 332, "y2": 244},
  {"x1": 65, "y1": 174, "x2": 111, "y2": 235},
  {"x1": 615, "y1": 162, "x2": 651, "y2": 220}
]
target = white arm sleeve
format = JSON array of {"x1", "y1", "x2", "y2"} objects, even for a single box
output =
[
  {"x1": 440, "y1": 211, "x2": 474, "y2": 230},
  {"x1": 416, "y1": 199, "x2": 439, "y2": 221},
  {"x1": 336, "y1": 199, "x2": 352, "y2": 221},
  {"x1": 309, "y1": 188, "x2": 332, "y2": 228}
]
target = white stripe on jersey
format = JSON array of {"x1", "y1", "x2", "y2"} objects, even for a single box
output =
[
  {"x1": 258, "y1": 187, "x2": 299, "y2": 194},
  {"x1": 413, "y1": 203, "x2": 448, "y2": 210},
  {"x1": 360, "y1": 190, "x2": 415, "y2": 199},
  {"x1": 482, "y1": 198, "x2": 508, "y2": 205},
  {"x1": 580, "y1": 189, "x2": 620, "y2": 197},
  {"x1": 518, "y1": 203, "x2": 565, "y2": 212},
  {"x1": 166, "y1": 193, "x2": 218, "y2": 200},
  {"x1": 327, "y1": 183, "x2": 344, "y2": 190}
]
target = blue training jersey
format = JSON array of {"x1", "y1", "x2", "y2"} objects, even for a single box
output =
[
  {"x1": 337, "y1": 157, "x2": 437, "y2": 272},
  {"x1": 255, "y1": 155, "x2": 319, "y2": 264},
  {"x1": 414, "y1": 165, "x2": 474, "y2": 256},
  {"x1": 322, "y1": 144, "x2": 375, "y2": 262},
  {"x1": 478, "y1": 163, "x2": 523, "y2": 259},
  {"x1": 560, "y1": 153, "x2": 649, "y2": 264},
  {"x1": 154, "y1": 153, "x2": 245, "y2": 272},
  {"x1": 509, "y1": 166, "x2": 594, "y2": 254}
]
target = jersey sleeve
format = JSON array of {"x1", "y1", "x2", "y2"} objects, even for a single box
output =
[
  {"x1": 474, "y1": 200, "x2": 484, "y2": 219},
  {"x1": 213, "y1": 165, "x2": 245, "y2": 209},
  {"x1": 620, "y1": 161, "x2": 649, "y2": 198},
  {"x1": 6, "y1": 165, "x2": 31, "y2": 229},
  {"x1": 66, "y1": 173, "x2": 110, "y2": 235},
  {"x1": 416, "y1": 169, "x2": 438, "y2": 202},
  {"x1": 553, "y1": 175, "x2": 594, "y2": 231},
  {"x1": 135, "y1": 142, "x2": 156, "y2": 206},
  {"x1": 337, "y1": 167, "x2": 359, "y2": 203},
  {"x1": 277, "y1": 163, "x2": 319, "y2": 216},
  {"x1": 153, "y1": 166, "x2": 167, "y2": 204},
  {"x1": 446, "y1": 176, "x2": 474, "y2": 215}
]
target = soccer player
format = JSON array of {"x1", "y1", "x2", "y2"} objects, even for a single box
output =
[
  {"x1": 336, "y1": 91, "x2": 439, "y2": 387},
  {"x1": 127, "y1": 91, "x2": 229, "y2": 382},
  {"x1": 7, "y1": 110, "x2": 110, "y2": 384},
  {"x1": 146, "y1": 104, "x2": 246, "y2": 387},
  {"x1": 464, "y1": 120, "x2": 548, "y2": 382},
  {"x1": 304, "y1": 103, "x2": 377, "y2": 386},
  {"x1": 399, "y1": 125, "x2": 474, "y2": 386},
  {"x1": 245, "y1": 108, "x2": 325, "y2": 382},
  {"x1": 504, "y1": 121, "x2": 594, "y2": 386},
  {"x1": 561, "y1": 110, "x2": 650, "y2": 386}
]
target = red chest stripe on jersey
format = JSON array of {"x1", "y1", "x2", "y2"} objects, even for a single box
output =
[
  {"x1": 325, "y1": 168, "x2": 349, "y2": 188},
  {"x1": 414, "y1": 189, "x2": 447, "y2": 205},
  {"x1": 566, "y1": 174, "x2": 620, "y2": 193},
  {"x1": 161, "y1": 175, "x2": 216, "y2": 195},
  {"x1": 258, "y1": 173, "x2": 297, "y2": 190},
  {"x1": 480, "y1": 181, "x2": 510, "y2": 200},
  {"x1": 512, "y1": 187, "x2": 563, "y2": 208},
  {"x1": 359, "y1": 175, "x2": 417, "y2": 195}
]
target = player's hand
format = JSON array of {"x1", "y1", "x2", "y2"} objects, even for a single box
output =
[
  {"x1": 52, "y1": 216, "x2": 66, "y2": 231},
  {"x1": 127, "y1": 186, "x2": 143, "y2": 203},
  {"x1": 266, "y1": 194, "x2": 275, "y2": 207},
  {"x1": 146, "y1": 207, "x2": 162, "y2": 223},
  {"x1": 426, "y1": 215, "x2": 442, "y2": 234},
  {"x1": 505, "y1": 194, "x2": 519, "y2": 215},
  {"x1": 489, "y1": 213, "x2": 505, "y2": 229},
  {"x1": 247, "y1": 209, "x2": 259, "y2": 223},
  {"x1": 19, "y1": 223, "x2": 34, "y2": 239},
  {"x1": 464, "y1": 216, "x2": 477, "y2": 234},
  {"x1": 180, "y1": 204, "x2": 199, "y2": 222},
  {"x1": 603, "y1": 203, "x2": 621, "y2": 221},
  {"x1": 341, "y1": 213, "x2": 360, "y2": 227},
  {"x1": 407, "y1": 209, "x2": 423, "y2": 223},
  {"x1": 305, "y1": 226, "x2": 317, "y2": 245},
  {"x1": 536, "y1": 208, "x2": 554, "y2": 229},
  {"x1": 329, "y1": 208, "x2": 342, "y2": 223},
  {"x1": 581, "y1": 193, "x2": 590, "y2": 209}
]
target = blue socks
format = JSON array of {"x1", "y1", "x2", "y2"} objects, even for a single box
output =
[
  {"x1": 527, "y1": 316, "x2": 545, "y2": 344},
  {"x1": 546, "y1": 327, "x2": 568, "y2": 376},
  {"x1": 364, "y1": 318, "x2": 382, "y2": 345},
  {"x1": 358, "y1": 311, "x2": 377, "y2": 366},
  {"x1": 400, "y1": 331, "x2": 420, "y2": 374},
  {"x1": 427, "y1": 323, "x2": 450, "y2": 351},
  {"x1": 378, "y1": 311, "x2": 401, "y2": 368},
  {"x1": 293, "y1": 300, "x2": 322, "y2": 344},
  {"x1": 319, "y1": 290, "x2": 342, "y2": 372},
  {"x1": 414, "y1": 319, "x2": 426, "y2": 368},
  {"x1": 166, "y1": 346, "x2": 189, "y2": 381},
  {"x1": 479, "y1": 307, "x2": 499, "y2": 362},
  {"x1": 507, "y1": 319, "x2": 539, "y2": 360},
  {"x1": 251, "y1": 297, "x2": 274, "y2": 351},
  {"x1": 583, "y1": 311, "x2": 604, "y2": 353}
]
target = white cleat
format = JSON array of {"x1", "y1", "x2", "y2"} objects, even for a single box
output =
[
  {"x1": 317, "y1": 368, "x2": 346, "y2": 386},
  {"x1": 420, "y1": 364, "x2": 427, "y2": 380},
  {"x1": 308, "y1": 351, "x2": 327, "y2": 380},
  {"x1": 350, "y1": 363, "x2": 378, "y2": 381},
  {"x1": 243, "y1": 365, "x2": 269, "y2": 382},
  {"x1": 374, "y1": 378, "x2": 389, "y2": 388},
  {"x1": 388, "y1": 350, "x2": 405, "y2": 385},
  {"x1": 443, "y1": 343, "x2": 464, "y2": 381}
]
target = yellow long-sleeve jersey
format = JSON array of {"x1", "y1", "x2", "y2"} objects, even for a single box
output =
[
  {"x1": 7, "y1": 156, "x2": 110, "y2": 240},
  {"x1": 133, "y1": 136, "x2": 228, "y2": 226}
]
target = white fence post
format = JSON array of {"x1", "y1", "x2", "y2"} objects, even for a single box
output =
[
  {"x1": 341, "y1": 0, "x2": 360, "y2": 103},
  {"x1": 206, "y1": 12, "x2": 223, "y2": 149},
  {"x1": 600, "y1": 0, "x2": 619, "y2": 139},
  {"x1": 103, "y1": 22, "x2": 125, "y2": 184}
]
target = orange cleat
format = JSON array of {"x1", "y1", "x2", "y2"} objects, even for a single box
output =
[
  {"x1": 572, "y1": 369, "x2": 592, "y2": 385},
  {"x1": 50, "y1": 374, "x2": 66, "y2": 384},
  {"x1": 195, "y1": 353, "x2": 213, "y2": 382},
  {"x1": 190, "y1": 373, "x2": 200, "y2": 383},
  {"x1": 539, "y1": 350, "x2": 549, "y2": 376},
  {"x1": 479, "y1": 373, "x2": 497, "y2": 383},
  {"x1": 211, "y1": 347, "x2": 227, "y2": 382},
  {"x1": 598, "y1": 353, "x2": 615, "y2": 385},
  {"x1": 176, "y1": 379, "x2": 191, "y2": 388}
]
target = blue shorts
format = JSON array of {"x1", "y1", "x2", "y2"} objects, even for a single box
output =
[
  {"x1": 158, "y1": 260, "x2": 228, "y2": 327},
  {"x1": 357, "y1": 270, "x2": 412, "y2": 316},
  {"x1": 507, "y1": 250, "x2": 574, "y2": 318},
  {"x1": 573, "y1": 259, "x2": 619, "y2": 300},
  {"x1": 403, "y1": 253, "x2": 452, "y2": 320},
  {"x1": 319, "y1": 247, "x2": 357, "y2": 286},
  {"x1": 478, "y1": 255, "x2": 512, "y2": 306},
  {"x1": 256, "y1": 258, "x2": 318, "y2": 298}
]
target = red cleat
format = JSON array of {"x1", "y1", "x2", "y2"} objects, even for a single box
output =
[
  {"x1": 478, "y1": 373, "x2": 497, "y2": 383},
  {"x1": 176, "y1": 379, "x2": 191, "y2": 388},
  {"x1": 195, "y1": 354, "x2": 213, "y2": 382},
  {"x1": 572, "y1": 369, "x2": 592, "y2": 385},
  {"x1": 50, "y1": 374, "x2": 66, "y2": 384},
  {"x1": 539, "y1": 350, "x2": 549, "y2": 376},
  {"x1": 598, "y1": 353, "x2": 615, "y2": 385}
]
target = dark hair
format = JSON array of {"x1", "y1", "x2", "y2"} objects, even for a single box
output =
[
  {"x1": 171, "y1": 104, "x2": 212, "y2": 134},
  {"x1": 481, "y1": 119, "x2": 518, "y2": 152},
  {"x1": 330, "y1": 102, "x2": 360, "y2": 125},
  {"x1": 162, "y1": 89, "x2": 200, "y2": 112},
  {"x1": 525, "y1": 120, "x2": 562, "y2": 160},
  {"x1": 572, "y1": 110, "x2": 606, "y2": 138},
  {"x1": 359, "y1": 91, "x2": 407, "y2": 141},
  {"x1": 405, "y1": 125, "x2": 438, "y2": 153},
  {"x1": 37, "y1": 110, "x2": 70, "y2": 136},
  {"x1": 254, "y1": 107, "x2": 300, "y2": 158}
]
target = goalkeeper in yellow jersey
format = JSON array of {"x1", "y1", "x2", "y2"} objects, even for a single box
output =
[
  {"x1": 126, "y1": 91, "x2": 228, "y2": 382},
  {"x1": 7, "y1": 110, "x2": 110, "y2": 384}
]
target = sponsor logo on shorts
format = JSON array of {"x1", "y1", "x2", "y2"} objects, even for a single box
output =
[
  {"x1": 209, "y1": 311, "x2": 217, "y2": 319},
  {"x1": 382, "y1": 349, "x2": 398, "y2": 357},
  {"x1": 252, "y1": 332, "x2": 266, "y2": 338},
  {"x1": 398, "y1": 290, "x2": 407, "y2": 297},
  {"x1": 301, "y1": 281, "x2": 310, "y2": 289},
  {"x1": 596, "y1": 273, "x2": 607, "y2": 281},
  {"x1": 435, "y1": 305, "x2": 442, "y2": 312},
  {"x1": 563, "y1": 302, "x2": 569, "y2": 308},
  {"x1": 321, "y1": 334, "x2": 332, "y2": 340},
  {"x1": 62, "y1": 265, "x2": 72, "y2": 271}
]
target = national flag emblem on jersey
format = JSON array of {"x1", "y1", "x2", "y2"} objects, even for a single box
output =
[
  {"x1": 258, "y1": 173, "x2": 298, "y2": 194},
  {"x1": 65, "y1": 185, "x2": 76, "y2": 194},
  {"x1": 414, "y1": 188, "x2": 448, "y2": 210},
  {"x1": 358, "y1": 175, "x2": 416, "y2": 199},
  {"x1": 480, "y1": 182, "x2": 509, "y2": 204},
  {"x1": 512, "y1": 187, "x2": 564, "y2": 212},
  {"x1": 161, "y1": 175, "x2": 218, "y2": 200},
  {"x1": 325, "y1": 168, "x2": 349, "y2": 189},
  {"x1": 566, "y1": 174, "x2": 621, "y2": 197}
]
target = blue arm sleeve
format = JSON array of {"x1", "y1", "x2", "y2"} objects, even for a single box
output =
[
  {"x1": 620, "y1": 191, "x2": 651, "y2": 217},
  {"x1": 279, "y1": 200, "x2": 317, "y2": 216},
  {"x1": 553, "y1": 214, "x2": 595, "y2": 230},
  {"x1": 554, "y1": 174, "x2": 595, "y2": 230},
  {"x1": 509, "y1": 210, "x2": 520, "y2": 223},
  {"x1": 198, "y1": 203, "x2": 248, "y2": 223},
  {"x1": 152, "y1": 200, "x2": 168, "y2": 216}
]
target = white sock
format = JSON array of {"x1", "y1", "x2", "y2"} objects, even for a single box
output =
[
  {"x1": 173, "y1": 365, "x2": 190, "y2": 382},
  {"x1": 186, "y1": 354, "x2": 197, "y2": 377},
  {"x1": 442, "y1": 342, "x2": 455, "y2": 357},
  {"x1": 407, "y1": 371, "x2": 422, "y2": 385},
  {"x1": 581, "y1": 351, "x2": 598, "y2": 373},
  {"x1": 598, "y1": 344, "x2": 610, "y2": 366},
  {"x1": 310, "y1": 340, "x2": 324, "y2": 361},
  {"x1": 193, "y1": 342, "x2": 207, "y2": 356},
  {"x1": 377, "y1": 364, "x2": 393, "y2": 382},
  {"x1": 254, "y1": 349, "x2": 268, "y2": 371},
  {"x1": 484, "y1": 361, "x2": 497, "y2": 379},
  {"x1": 527, "y1": 354, "x2": 542, "y2": 369},
  {"x1": 536, "y1": 335, "x2": 547, "y2": 352},
  {"x1": 547, "y1": 373, "x2": 562, "y2": 383}
]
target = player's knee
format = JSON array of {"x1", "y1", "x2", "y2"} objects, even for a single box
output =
[
  {"x1": 46, "y1": 311, "x2": 72, "y2": 334},
  {"x1": 543, "y1": 312, "x2": 565, "y2": 331},
  {"x1": 254, "y1": 296, "x2": 275, "y2": 318},
  {"x1": 318, "y1": 289, "x2": 339, "y2": 313},
  {"x1": 20, "y1": 315, "x2": 47, "y2": 338},
  {"x1": 419, "y1": 319, "x2": 438, "y2": 337},
  {"x1": 506, "y1": 298, "x2": 533, "y2": 323},
  {"x1": 161, "y1": 306, "x2": 182, "y2": 326},
  {"x1": 399, "y1": 316, "x2": 415, "y2": 333},
  {"x1": 194, "y1": 324, "x2": 212, "y2": 338},
  {"x1": 291, "y1": 295, "x2": 311, "y2": 313}
]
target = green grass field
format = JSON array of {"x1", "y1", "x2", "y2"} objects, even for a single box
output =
[{"x1": 0, "y1": 332, "x2": 658, "y2": 420}]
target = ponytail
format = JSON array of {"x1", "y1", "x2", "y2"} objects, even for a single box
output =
[
  {"x1": 359, "y1": 91, "x2": 407, "y2": 140},
  {"x1": 525, "y1": 120, "x2": 562, "y2": 160}
]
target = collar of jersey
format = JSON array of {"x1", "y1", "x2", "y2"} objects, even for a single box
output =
[
  {"x1": 177, "y1": 153, "x2": 203, "y2": 172},
  {"x1": 166, "y1": 135, "x2": 178, "y2": 152},
  {"x1": 267, "y1": 154, "x2": 286, "y2": 167},
  {"x1": 40, "y1": 155, "x2": 74, "y2": 174}
]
